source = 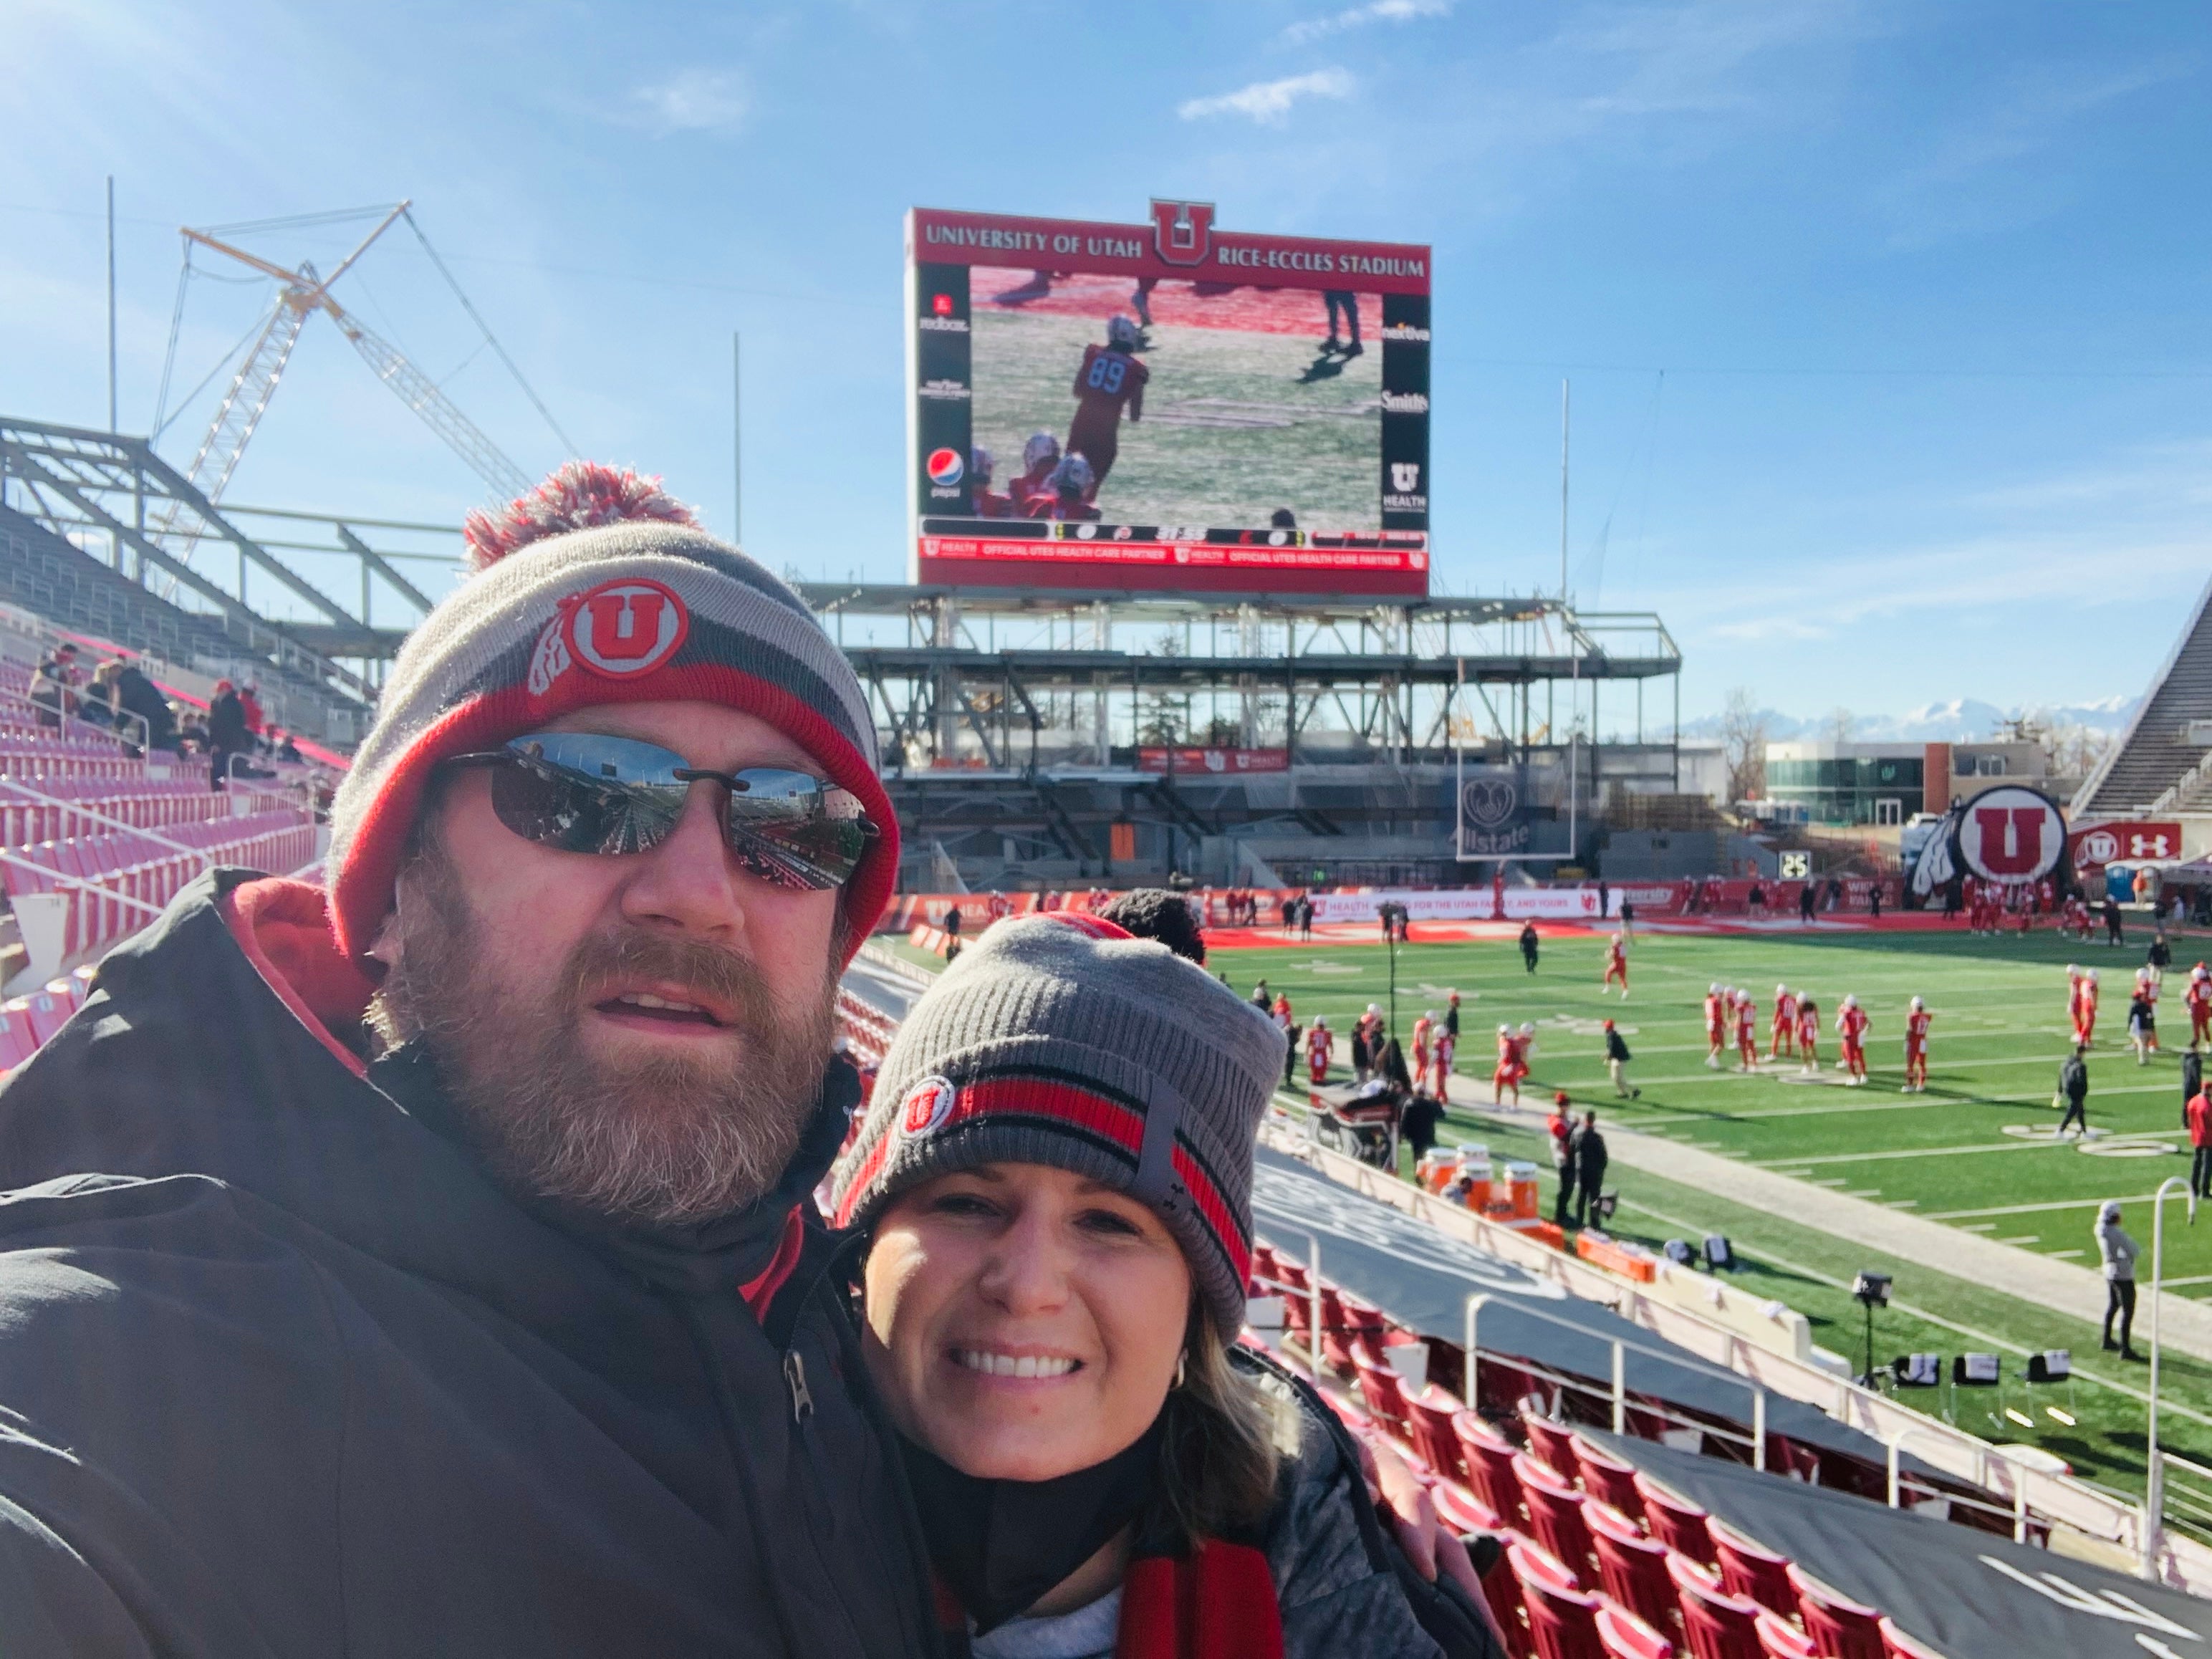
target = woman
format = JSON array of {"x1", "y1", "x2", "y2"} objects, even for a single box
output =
[{"x1": 830, "y1": 914, "x2": 1491, "y2": 1658}]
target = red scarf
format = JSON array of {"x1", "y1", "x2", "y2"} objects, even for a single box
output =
[
  {"x1": 1116, "y1": 1540, "x2": 1284, "y2": 1658},
  {"x1": 937, "y1": 1539, "x2": 1284, "y2": 1658}
]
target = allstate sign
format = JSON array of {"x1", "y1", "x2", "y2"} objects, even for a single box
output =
[{"x1": 1453, "y1": 767, "x2": 1532, "y2": 858}]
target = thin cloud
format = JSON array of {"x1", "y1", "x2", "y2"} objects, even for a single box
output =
[
  {"x1": 1281, "y1": 0, "x2": 1449, "y2": 49},
  {"x1": 1179, "y1": 69, "x2": 1354, "y2": 125},
  {"x1": 627, "y1": 69, "x2": 749, "y2": 135}
]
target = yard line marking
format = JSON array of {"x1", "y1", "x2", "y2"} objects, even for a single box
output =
[
  {"x1": 1885, "y1": 1199, "x2": 1919, "y2": 1208},
  {"x1": 1929, "y1": 1193, "x2": 2170, "y2": 1221},
  {"x1": 2045, "y1": 1249, "x2": 2087, "y2": 1259},
  {"x1": 1961, "y1": 1223, "x2": 1998, "y2": 1232},
  {"x1": 1845, "y1": 1189, "x2": 1883, "y2": 1199},
  {"x1": 1754, "y1": 1140, "x2": 2070, "y2": 1168},
  {"x1": 1994, "y1": 1235, "x2": 2041, "y2": 1245},
  {"x1": 1812, "y1": 1178, "x2": 1847, "y2": 1187}
]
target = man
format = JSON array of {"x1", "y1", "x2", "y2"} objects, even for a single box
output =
[
  {"x1": 1770, "y1": 983, "x2": 1797, "y2": 1061},
  {"x1": 1322, "y1": 289, "x2": 1362, "y2": 356},
  {"x1": 2188, "y1": 966, "x2": 2211, "y2": 1052},
  {"x1": 1798, "y1": 880, "x2": 1817, "y2": 925},
  {"x1": 1399, "y1": 1087, "x2": 1444, "y2": 1178},
  {"x1": 206, "y1": 675, "x2": 251, "y2": 789},
  {"x1": 1734, "y1": 989, "x2": 1758, "y2": 1074},
  {"x1": 0, "y1": 467, "x2": 945, "y2": 1654},
  {"x1": 1491, "y1": 1023, "x2": 1521, "y2": 1106},
  {"x1": 112, "y1": 656, "x2": 177, "y2": 752},
  {"x1": 2183, "y1": 1046, "x2": 2203, "y2": 1130},
  {"x1": 1428, "y1": 1018, "x2": 1456, "y2": 1100},
  {"x1": 1546, "y1": 1093, "x2": 1576, "y2": 1226},
  {"x1": 2150, "y1": 930, "x2": 2173, "y2": 987},
  {"x1": 1603, "y1": 1019, "x2": 1639, "y2": 1100},
  {"x1": 1009, "y1": 430, "x2": 1062, "y2": 511},
  {"x1": 1519, "y1": 921, "x2": 1540, "y2": 973},
  {"x1": 1837, "y1": 994, "x2": 1870, "y2": 1086},
  {"x1": 25, "y1": 640, "x2": 78, "y2": 732},
  {"x1": 1796, "y1": 992, "x2": 1822, "y2": 1074},
  {"x1": 2081, "y1": 968, "x2": 2102, "y2": 1047},
  {"x1": 1704, "y1": 983, "x2": 1726, "y2": 1069},
  {"x1": 2059, "y1": 1044, "x2": 2091, "y2": 1138},
  {"x1": 1571, "y1": 1110, "x2": 1610, "y2": 1228},
  {"x1": 1064, "y1": 314, "x2": 1148, "y2": 494},
  {"x1": 2104, "y1": 895, "x2": 2125, "y2": 947},
  {"x1": 1251, "y1": 978, "x2": 1271, "y2": 1013},
  {"x1": 2190, "y1": 1084, "x2": 2212, "y2": 1201},
  {"x1": 2097, "y1": 1201, "x2": 2141, "y2": 1360},
  {"x1": 1602, "y1": 931, "x2": 1629, "y2": 999},
  {"x1": 966, "y1": 445, "x2": 1013, "y2": 517},
  {"x1": 1410, "y1": 1010, "x2": 1434, "y2": 1088},
  {"x1": 1276, "y1": 994, "x2": 1299, "y2": 1088},
  {"x1": 1903, "y1": 996, "x2": 1931, "y2": 1094},
  {"x1": 1299, "y1": 893, "x2": 1316, "y2": 941},
  {"x1": 1445, "y1": 988, "x2": 1462, "y2": 1040},
  {"x1": 1351, "y1": 1005, "x2": 1375, "y2": 1082}
]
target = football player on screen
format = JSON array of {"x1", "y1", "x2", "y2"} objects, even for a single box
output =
[
  {"x1": 968, "y1": 446, "x2": 1012, "y2": 518},
  {"x1": 1034, "y1": 453, "x2": 1101, "y2": 521},
  {"x1": 1065, "y1": 314, "x2": 1148, "y2": 495},
  {"x1": 1010, "y1": 431, "x2": 1062, "y2": 514}
]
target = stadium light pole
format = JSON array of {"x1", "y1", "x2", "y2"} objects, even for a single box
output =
[{"x1": 2143, "y1": 1175, "x2": 2197, "y2": 1579}]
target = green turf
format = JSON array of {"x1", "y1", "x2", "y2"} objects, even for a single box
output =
[
  {"x1": 971, "y1": 309, "x2": 1381, "y2": 529},
  {"x1": 1205, "y1": 925, "x2": 2212, "y2": 1499}
]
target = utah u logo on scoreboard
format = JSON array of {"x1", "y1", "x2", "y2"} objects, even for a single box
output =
[{"x1": 1150, "y1": 200, "x2": 1216, "y2": 266}]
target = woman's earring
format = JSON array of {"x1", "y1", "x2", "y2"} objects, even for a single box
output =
[{"x1": 1175, "y1": 1351, "x2": 1188, "y2": 1390}]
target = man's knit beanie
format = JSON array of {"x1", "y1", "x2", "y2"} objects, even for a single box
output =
[
  {"x1": 326, "y1": 463, "x2": 898, "y2": 963},
  {"x1": 828, "y1": 912, "x2": 1284, "y2": 1335}
]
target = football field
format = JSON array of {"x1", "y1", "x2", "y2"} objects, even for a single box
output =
[{"x1": 1204, "y1": 923, "x2": 2212, "y2": 1498}]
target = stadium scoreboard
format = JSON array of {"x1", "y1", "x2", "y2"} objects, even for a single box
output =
[{"x1": 906, "y1": 201, "x2": 1432, "y2": 598}]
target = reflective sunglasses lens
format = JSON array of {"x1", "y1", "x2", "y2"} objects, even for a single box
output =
[
  {"x1": 489, "y1": 739, "x2": 686, "y2": 855},
  {"x1": 723, "y1": 769, "x2": 870, "y2": 889}
]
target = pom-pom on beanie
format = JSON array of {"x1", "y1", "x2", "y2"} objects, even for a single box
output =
[
  {"x1": 325, "y1": 462, "x2": 898, "y2": 964},
  {"x1": 827, "y1": 912, "x2": 1284, "y2": 1336}
]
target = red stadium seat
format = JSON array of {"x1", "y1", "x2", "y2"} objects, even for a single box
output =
[
  {"x1": 1876, "y1": 1618, "x2": 1941, "y2": 1659},
  {"x1": 1511, "y1": 1533, "x2": 1585, "y2": 1592},
  {"x1": 1523, "y1": 1412, "x2": 1582, "y2": 1476},
  {"x1": 21, "y1": 988, "x2": 71, "y2": 1049},
  {"x1": 1597, "y1": 1602, "x2": 1678, "y2": 1659},
  {"x1": 1355, "y1": 1360, "x2": 1413, "y2": 1443},
  {"x1": 1517, "y1": 1452, "x2": 1595, "y2": 1574},
  {"x1": 1710, "y1": 1520, "x2": 1795, "y2": 1617},
  {"x1": 1571, "y1": 1433, "x2": 1647, "y2": 1520},
  {"x1": 1510, "y1": 1542, "x2": 1607, "y2": 1659},
  {"x1": 1407, "y1": 1385, "x2": 1472, "y2": 1483},
  {"x1": 1457, "y1": 1413, "x2": 1529, "y2": 1526},
  {"x1": 1667, "y1": 1552, "x2": 1764, "y2": 1659},
  {"x1": 1432, "y1": 1478, "x2": 1503, "y2": 1538},
  {"x1": 1786, "y1": 1564, "x2": 1883, "y2": 1659},
  {"x1": 1634, "y1": 1473, "x2": 1717, "y2": 1567},
  {"x1": 0, "y1": 1003, "x2": 39, "y2": 1072},
  {"x1": 1585, "y1": 1498, "x2": 1678, "y2": 1635},
  {"x1": 1755, "y1": 1612, "x2": 1817, "y2": 1659}
]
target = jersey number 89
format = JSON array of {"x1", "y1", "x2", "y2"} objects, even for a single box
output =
[{"x1": 1086, "y1": 355, "x2": 1127, "y2": 394}]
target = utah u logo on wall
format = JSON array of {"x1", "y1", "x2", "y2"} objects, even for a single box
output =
[{"x1": 1150, "y1": 200, "x2": 1216, "y2": 267}]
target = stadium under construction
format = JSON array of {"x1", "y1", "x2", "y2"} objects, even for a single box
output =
[{"x1": 1, "y1": 413, "x2": 1685, "y2": 892}]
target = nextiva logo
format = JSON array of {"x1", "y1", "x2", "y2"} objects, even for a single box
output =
[
  {"x1": 1380, "y1": 391, "x2": 1429, "y2": 414},
  {"x1": 1381, "y1": 322, "x2": 1432, "y2": 343}
]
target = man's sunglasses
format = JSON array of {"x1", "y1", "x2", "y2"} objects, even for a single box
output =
[{"x1": 441, "y1": 732, "x2": 877, "y2": 891}]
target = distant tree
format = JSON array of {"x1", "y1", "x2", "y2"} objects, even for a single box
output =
[{"x1": 1721, "y1": 688, "x2": 1770, "y2": 804}]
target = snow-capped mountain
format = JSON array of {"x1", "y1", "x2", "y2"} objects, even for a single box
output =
[{"x1": 1677, "y1": 696, "x2": 2137, "y2": 742}]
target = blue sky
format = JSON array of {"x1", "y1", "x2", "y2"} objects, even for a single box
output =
[{"x1": 4, "y1": 0, "x2": 2208, "y2": 724}]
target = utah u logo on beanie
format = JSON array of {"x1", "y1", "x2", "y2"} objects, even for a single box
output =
[
  {"x1": 900, "y1": 1076, "x2": 959, "y2": 1138},
  {"x1": 529, "y1": 577, "x2": 691, "y2": 694}
]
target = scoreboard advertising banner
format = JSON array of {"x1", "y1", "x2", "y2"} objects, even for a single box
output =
[{"x1": 907, "y1": 200, "x2": 1431, "y2": 598}]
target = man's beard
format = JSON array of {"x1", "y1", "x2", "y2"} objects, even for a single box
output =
[{"x1": 370, "y1": 843, "x2": 836, "y2": 1227}]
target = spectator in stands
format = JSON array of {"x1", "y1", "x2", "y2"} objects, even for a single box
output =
[
  {"x1": 206, "y1": 677, "x2": 250, "y2": 789},
  {"x1": 1095, "y1": 887, "x2": 1206, "y2": 965},
  {"x1": 111, "y1": 658, "x2": 175, "y2": 753},
  {"x1": 75, "y1": 659, "x2": 122, "y2": 732},
  {"x1": 237, "y1": 681, "x2": 266, "y2": 744},
  {"x1": 26, "y1": 640, "x2": 77, "y2": 731},
  {"x1": 1571, "y1": 1110, "x2": 1610, "y2": 1228},
  {"x1": 831, "y1": 913, "x2": 1491, "y2": 1657},
  {"x1": 2097, "y1": 1201, "x2": 2142, "y2": 1360},
  {"x1": 2058, "y1": 1045, "x2": 2091, "y2": 1137},
  {"x1": 272, "y1": 728, "x2": 304, "y2": 765},
  {"x1": 0, "y1": 466, "x2": 1472, "y2": 1656}
]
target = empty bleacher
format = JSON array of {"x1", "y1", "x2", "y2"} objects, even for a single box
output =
[{"x1": 2074, "y1": 574, "x2": 2212, "y2": 818}]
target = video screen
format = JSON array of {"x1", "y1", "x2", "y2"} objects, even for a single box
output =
[{"x1": 908, "y1": 203, "x2": 1430, "y2": 597}]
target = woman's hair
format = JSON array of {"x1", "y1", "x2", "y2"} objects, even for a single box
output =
[{"x1": 1153, "y1": 1302, "x2": 1299, "y2": 1543}]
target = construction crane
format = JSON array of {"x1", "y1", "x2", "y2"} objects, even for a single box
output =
[{"x1": 151, "y1": 201, "x2": 533, "y2": 571}]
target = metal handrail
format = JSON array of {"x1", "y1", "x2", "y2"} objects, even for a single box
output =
[
  {"x1": 0, "y1": 778, "x2": 213, "y2": 862},
  {"x1": 4, "y1": 684, "x2": 151, "y2": 755},
  {"x1": 0, "y1": 845, "x2": 163, "y2": 919}
]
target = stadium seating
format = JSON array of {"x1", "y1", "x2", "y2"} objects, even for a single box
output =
[
  {"x1": 1572, "y1": 1433, "x2": 1649, "y2": 1520},
  {"x1": 1585, "y1": 1499, "x2": 1677, "y2": 1635},
  {"x1": 1635, "y1": 1474, "x2": 1719, "y2": 1567},
  {"x1": 1511, "y1": 1542, "x2": 1609, "y2": 1659},
  {"x1": 1518, "y1": 1451, "x2": 1597, "y2": 1574},
  {"x1": 1710, "y1": 1520, "x2": 1796, "y2": 1617},
  {"x1": 1784, "y1": 1564, "x2": 1885, "y2": 1659},
  {"x1": 1667, "y1": 1553, "x2": 1764, "y2": 1659},
  {"x1": 1523, "y1": 1413, "x2": 1584, "y2": 1475},
  {"x1": 1595, "y1": 1603, "x2": 1677, "y2": 1659},
  {"x1": 2074, "y1": 577, "x2": 2212, "y2": 816}
]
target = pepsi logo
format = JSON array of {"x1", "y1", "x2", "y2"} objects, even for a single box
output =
[
  {"x1": 926, "y1": 448, "x2": 964, "y2": 486},
  {"x1": 562, "y1": 578, "x2": 689, "y2": 680},
  {"x1": 900, "y1": 1075, "x2": 959, "y2": 1137}
]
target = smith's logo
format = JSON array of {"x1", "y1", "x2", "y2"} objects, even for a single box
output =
[
  {"x1": 1381, "y1": 392, "x2": 1428, "y2": 414},
  {"x1": 1150, "y1": 199, "x2": 1216, "y2": 267}
]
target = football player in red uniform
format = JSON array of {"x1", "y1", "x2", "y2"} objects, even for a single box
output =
[
  {"x1": 1064, "y1": 314, "x2": 1148, "y2": 494},
  {"x1": 968, "y1": 446, "x2": 1013, "y2": 517},
  {"x1": 1411, "y1": 1011, "x2": 1434, "y2": 1083},
  {"x1": 1430, "y1": 1028, "x2": 1456, "y2": 1100},
  {"x1": 1903, "y1": 996, "x2": 1931, "y2": 1092},
  {"x1": 1796, "y1": 994, "x2": 1822, "y2": 1073},
  {"x1": 1735, "y1": 991, "x2": 1759, "y2": 1072},
  {"x1": 1837, "y1": 995, "x2": 1870, "y2": 1085},
  {"x1": 1602, "y1": 931, "x2": 1630, "y2": 999},
  {"x1": 1305, "y1": 1016, "x2": 1334, "y2": 1086},
  {"x1": 1034, "y1": 453, "x2": 1101, "y2": 521},
  {"x1": 1010, "y1": 430, "x2": 1062, "y2": 511},
  {"x1": 1704, "y1": 984, "x2": 1727, "y2": 1069},
  {"x1": 1492, "y1": 1024, "x2": 1520, "y2": 1105},
  {"x1": 1771, "y1": 984, "x2": 1799, "y2": 1060},
  {"x1": 2187, "y1": 966, "x2": 2211, "y2": 1051},
  {"x1": 2080, "y1": 969, "x2": 2100, "y2": 1047}
]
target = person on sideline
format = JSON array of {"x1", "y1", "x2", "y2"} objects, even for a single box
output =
[
  {"x1": 2189, "y1": 1084, "x2": 2212, "y2": 1202},
  {"x1": 2097, "y1": 1201, "x2": 2141, "y2": 1360},
  {"x1": 1571, "y1": 1111, "x2": 1610, "y2": 1228},
  {"x1": 2059, "y1": 1045, "x2": 2091, "y2": 1139},
  {"x1": 1547, "y1": 1093, "x2": 1577, "y2": 1228},
  {"x1": 1603, "y1": 1019, "x2": 1639, "y2": 1100},
  {"x1": 829, "y1": 915, "x2": 1499, "y2": 1657}
]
